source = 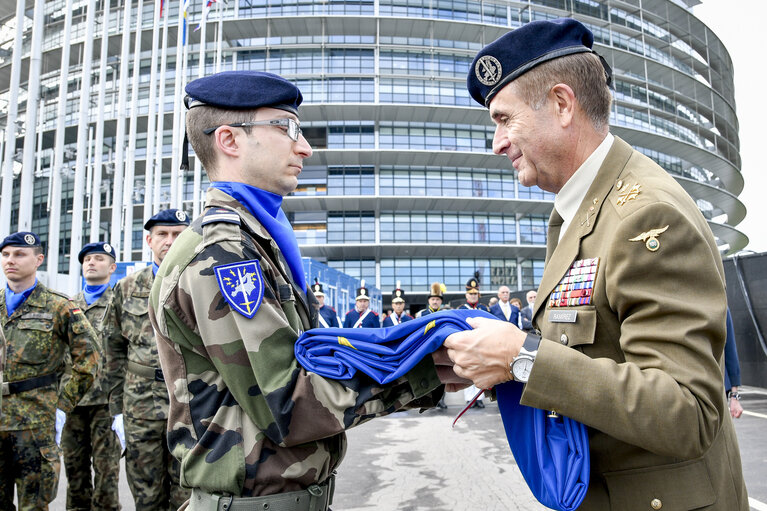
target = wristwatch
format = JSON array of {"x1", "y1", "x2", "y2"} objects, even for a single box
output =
[{"x1": 511, "y1": 332, "x2": 541, "y2": 383}]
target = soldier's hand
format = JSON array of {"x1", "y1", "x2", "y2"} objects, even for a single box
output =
[
  {"x1": 443, "y1": 316, "x2": 525, "y2": 390},
  {"x1": 432, "y1": 346, "x2": 472, "y2": 392}
]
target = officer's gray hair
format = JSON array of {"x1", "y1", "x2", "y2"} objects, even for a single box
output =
[
  {"x1": 510, "y1": 52, "x2": 612, "y2": 132},
  {"x1": 186, "y1": 106, "x2": 259, "y2": 179}
]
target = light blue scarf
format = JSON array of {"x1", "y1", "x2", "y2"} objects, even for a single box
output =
[
  {"x1": 5, "y1": 280, "x2": 37, "y2": 316},
  {"x1": 83, "y1": 284, "x2": 110, "y2": 306}
]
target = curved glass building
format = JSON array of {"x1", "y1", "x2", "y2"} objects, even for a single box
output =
[{"x1": 0, "y1": 0, "x2": 747, "y2": 305}]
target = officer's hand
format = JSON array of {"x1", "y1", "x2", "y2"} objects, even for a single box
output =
[
  {"x1": 55, "y1": 409, "x2": 66, "y2": 446},
  {"x1": 443, "y1": 316, "x2": 525, "y2": 390},
  {"x1": 729, "y1": 398, "x2": 744, "y2": 419},
  {"x1": 111, "y1": 414, "x2": 126, "y2": 450},
  {"x1": 432, "y1": 347, "x2": 472, "y2": 392}
]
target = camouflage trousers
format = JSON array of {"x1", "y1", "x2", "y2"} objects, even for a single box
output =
[
  {"x1": 124, "y1": 416, "x2": 189, "y2": 511},
  {"x1": 0, "y1": 427, "x2": 60, "y2": 511},
  {"x1": 61, "y1": 404, "x2": 121, "y2": 511}
]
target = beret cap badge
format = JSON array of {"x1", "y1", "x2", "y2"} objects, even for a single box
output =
[
  {"x1": 175, "y1": 210, "x2": 187, "y2": 222},
  {"x1": 475, "y1": 55, "x2": 503, "y2": 86},
  {"x1": 24, "y1": 234, "x2": 36, "y2": 245}
]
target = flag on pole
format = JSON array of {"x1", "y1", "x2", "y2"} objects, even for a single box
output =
[
  {"x1": 159, "y1": 0, "x2": 165, "y2": 18},
  {"x1": 196, "y1": 0, "x2": 217, "y2": 31},
  {"x1": 181, "y1": 0, "x2": 191, "y2": 44}
]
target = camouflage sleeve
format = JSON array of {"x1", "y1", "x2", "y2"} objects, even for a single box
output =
[
  {"x1": 107, "y1": 282, "x2": 128, "y2": 416},
  {"x1": 0, "y1": 327, "x2": 5, "y2": 411},
  {"x1": 58, "y1": 302, "x2": 99, "y2": 413},
  {"x1": 161, "y1": 233, "x2": 441, "y2": 448}
]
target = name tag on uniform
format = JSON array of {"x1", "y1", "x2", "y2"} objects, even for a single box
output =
[{"x1": 549, "y1": 310, "x2": 578, "y2": 323}]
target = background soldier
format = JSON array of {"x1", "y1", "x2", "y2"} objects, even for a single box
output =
[
  {"x1": 343, "y1": 281, "x2": 380, "y2": 328},
  {"x1": 458, "y1": 273, "x2": 490, "y2": 409},
  {"x1": 0, "y1": 232, "x2": 99, "y2": 510},
  {"x1": 149, "y1": 71, "x2": 456, "y2": 510},
  {"x1": 312, "y1": 279, "x2": 339, "y2": 328},
  {"x1": 416, "y1": 282, "x2": 446, "y2": 318},
  {"x1": 63, "y1": 242, "x2": 122, "y2": 510},
  {"x1": 110, "y1": 210, "x2": 190, "y2": 511},
  {"x1": 382, "y1": 282, "x2": 413, "y2": 327}
]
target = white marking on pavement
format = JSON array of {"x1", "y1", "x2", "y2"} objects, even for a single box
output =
[
  {"x1": 743, "y1": 410, "x2": 767, "y2": 420},
  {"x1": 750, "y1": 497, "x2": 767, "y2": 511}
]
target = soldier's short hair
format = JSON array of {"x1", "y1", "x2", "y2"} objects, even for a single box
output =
[{"x1": 186, "y1": 106, "x2": 260, "y2": 179}]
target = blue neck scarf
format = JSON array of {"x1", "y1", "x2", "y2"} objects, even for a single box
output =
[
  {"x1": 152, "y1": 262, "x2": 160, "y2": 276},
  {"x1": 5, "y1": 280, "x2": 37, "y2": 317},
  {"x1": 211, "y1": 182, "x2": 306, "y2": 291},
  {"x1": 83, "y1": 283, "x2": 110, "y2": 306}
]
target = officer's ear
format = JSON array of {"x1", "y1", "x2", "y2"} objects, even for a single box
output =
[{"x1": 214, "y1": 126, "x2": 241, "y2": 158}]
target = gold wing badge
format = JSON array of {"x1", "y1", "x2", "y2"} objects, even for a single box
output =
[{"x1": 629, "y1": 225, "x2": 669, "y2": 252}]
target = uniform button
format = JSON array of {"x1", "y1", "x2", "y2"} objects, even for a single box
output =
[
  {"x1": 616, "y1": 179, "x2": 623, "y2": 189},
  {"x1": 651, "y1": 498, "x2": 662, "y2": 510},
  {"x1": 420, "y1": 379, "x2": 429, "y2": 389},
  {"x1": 560, "y1": 334, "x2": 568, "y2": 345}
]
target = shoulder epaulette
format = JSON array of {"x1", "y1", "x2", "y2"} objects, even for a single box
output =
[
  {"x1": 49, "y1": 289, "x2": 71, "y2": 300},
  {"x1": 201, "y1": 208, "x2": 241, "y2": 226},
  {"x1": 371, "y1": 311, "x2": 379, "y2": 316}
]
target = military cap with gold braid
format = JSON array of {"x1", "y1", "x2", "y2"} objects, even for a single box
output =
[
  {"x1": 391, "y1": 281, "x2": 406, "y2": 304},
  {"x1": 466, "y1": 271, "x2": 481, "y2": 292}
]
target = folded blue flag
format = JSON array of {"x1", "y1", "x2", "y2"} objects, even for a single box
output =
[{"x1": 294, "y1": 309, "x2": 590, "y2": 511}]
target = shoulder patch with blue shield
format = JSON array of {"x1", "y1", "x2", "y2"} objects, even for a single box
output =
[{"x1": 214, "y1": 260, "x2": 265, "y2": 318}]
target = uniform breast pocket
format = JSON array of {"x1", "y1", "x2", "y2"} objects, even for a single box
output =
[
  {"x1": 541, "y1": 306, "x2": 597, "y2": 349},
  {"x1": 122, "y1": 296, "x2": 148, "y2": 318},
  {"x1": 16, "y1": 319, "x2": 55, "y2": 364}
]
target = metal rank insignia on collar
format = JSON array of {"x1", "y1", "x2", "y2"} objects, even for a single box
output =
[
  {"x1": 214, "y1": 259, "x2": 265, "y2": 318},
  {"x1": 629, "y1": 225, "x2": 669, "y2": 252},
  {"x1": 616, "y1": 182, "x2": 641, "y2": 206},
  {"x1": 548, "y1": 257, "x2": 600, "y2": 308}
]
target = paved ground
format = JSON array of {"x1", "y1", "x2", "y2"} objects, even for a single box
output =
[{"x1": 48, "y1": 388, "x2": 767, "y2": 510}]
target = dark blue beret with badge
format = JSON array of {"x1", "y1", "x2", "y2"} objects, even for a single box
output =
[
  {"x1": 144, "y1": 208, "x2": 191, "y2": 231},
  {"x1": 468, "y1": 17, "x2": 610, "y2": 107},
  {"x1": 78, "y1": 241, "x2": 116, "y2": 264},
  {"x1": 184, "y1": 71, "x2": 303, "y2": 115},
  {"x1": 0, "y1": 231, "x2": 41, "y2": 251}
]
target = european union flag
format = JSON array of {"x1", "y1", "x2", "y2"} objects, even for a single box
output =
[
  {"x1": 215, "y1": 260, "x2": 265, "y2": 318},
  {"x1": 295, "y1": 309, "x2": 589, "y2": 511}
]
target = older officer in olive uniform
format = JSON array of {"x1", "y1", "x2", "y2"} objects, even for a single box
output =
[
  {"x1": 63, "y1": 242, "x2": 122, "y2": 510},
  {"x1": 0, "y1": 232, "x2": 99, "y2": 510},
  {"x1": 444, "y1": 18, "x2": 747, "y2": 509},
  {"x1": 149, "y1": 71, "x2": 450, "y2": 510},
  {"x1": 110, "y1": 210, "x2": 190, "y2": 511},
  {"x1": 343, "y1": 281, "x2": 380, "y2": 328},
  {"x1": 312, "y1": 280, "x2": 339, "y2": 328},
  {"x1": 382, "y1": 282, "x2": 413, "y2": 327}
]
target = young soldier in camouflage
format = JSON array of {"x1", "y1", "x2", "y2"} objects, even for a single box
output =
[
  {"x1": 109, "y1": 211, "x2": 191, "y2": 511},
  {"x1": 62, "y1": 242, "x2": 122, "y2": 510},
  {"x1": 149, "y1": 71, "x2": 458, "y2": 510},
  {"x1": 0, "y1": 231, "x2": 100, "y2": 510}
]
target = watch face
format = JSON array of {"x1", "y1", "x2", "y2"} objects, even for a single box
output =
[{"x1": 512, "y1": 356, "x2": 534, "y2": 382}]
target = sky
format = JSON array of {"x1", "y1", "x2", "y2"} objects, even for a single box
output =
[{"x1": 692, "y1": 0, "x2": 767, "y2": 254}]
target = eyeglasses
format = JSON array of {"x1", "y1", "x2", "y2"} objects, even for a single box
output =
[{"x1": 203, "y1": 118, "x2": 302, "y2": 141}]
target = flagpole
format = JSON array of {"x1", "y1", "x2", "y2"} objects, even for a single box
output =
[
  {"x1": 91, "y1": 0, "x2": 112, "y2": 243},
  {"x1": 170, "y1": 0, "x2": 189, "y2": 209},
  {"x1": 123, "y1": 0, "x2": 145, "y2": 262},
  {"x1": 47, "y1": 0, "x2": 74, "y2": 274},
  {"x1": 143, "y1": 0, "x2": 163, "y2": 249},
  {"x1": 111, "y1": 0, "x2": 134, "y2": 260},
  {"x1": 69, "y1": 0, "x2": 98, "y2": 293},
  {"x1": 215, "y1": 0, "x2": 222, "y2": 73},
  {"x1": 192, "y1": 6, "x2": 206, "y2": 218},
  {"x1": 154, "y1": 1, "x2": 170, "y2": 219},
  {"x1": 0, "y1": 0, "x2": 26, "y2": 240}
]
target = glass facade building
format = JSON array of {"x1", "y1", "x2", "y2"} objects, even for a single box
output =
[{"x1": 0, "y1": 0, "x2": 747, "y2": 306}]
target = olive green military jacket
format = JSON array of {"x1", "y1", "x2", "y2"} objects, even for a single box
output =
[
  {"x1": 69, "y1": 288, "x2": 118, "y2": 407},
  {"x1": 0, "y1": 283, "x2": 99, "y2": 430},
  {"x1": 110, "y1": 266, "x2": 168, "y2": 420},
  {"x1": 521, "y1": 137, "x2": 747, "y2": 510},
  {"x1": 149, "y1": 188, "x2": 442, "y2": 497}
]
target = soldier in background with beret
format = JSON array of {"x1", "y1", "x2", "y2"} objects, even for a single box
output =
[
  {"x1": 0, "y1": 232, "x2": 99, "y2": 510},
  {"x1": 149, "y1": 70, "x2": 456, "y2": 510},
  {"x1": 110, "y1": 210, "x2": 190, "y2": 510},
  {"x1": 311, "y1": 279, "x2": 339, "y2": 328},
  {"x1": 62, "y1": 242, "x2": 122, "y2": 510},
  {"x1": 444, "y1": 18, "x2": 747, "y2": 508}
]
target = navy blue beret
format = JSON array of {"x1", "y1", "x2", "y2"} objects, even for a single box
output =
[
  {"x1": 144, "y1": 209, "x2": 191, "y2": 231},
  {"x1": 468, "y1": 18, "x2": 597, "y2": 107},
  {"x1": 78, "y1": 242, "x2": 116, "y2": 263},
  {"x1": 185, "y1": 71, "x2": 303, "y2": 114},
  {"x1": 0, "y1": 231, "x2": 41, "y2": 251}
]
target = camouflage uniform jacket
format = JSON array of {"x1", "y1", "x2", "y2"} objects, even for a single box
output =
[
  {"x1": 0, "y1": 283, "x2": 99, "y2": 430},
  {"x1": 0, "y1": 326, "x2": 5, "y2": 412},
  {"x1": 110, "y1": 266, "x2": 168, "y2": 420},
  {"x1": 149, "y1": 187, "x2": 443, "y2": 497},
  {"x1": 69, "y1": 288, "x2": 118, "y2": 407}
]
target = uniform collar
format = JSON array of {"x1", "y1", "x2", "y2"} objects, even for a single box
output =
[{"x1": 554, "y1": 133, "x2": 614, "y2": 241}]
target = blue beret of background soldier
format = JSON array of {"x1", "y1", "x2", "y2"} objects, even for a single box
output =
[
  {"x1": 443, "y1": 17, "x2": 748, "y2": 510},
  {"x1": 148, "y1": 70, "x2": 469, "y2": 510},
  {"x1": 0, "y1": 231, "x2": 100, "y2": 509},
  {"x1": 108, "y1": 209, "x2": 190, "y2": 510}
]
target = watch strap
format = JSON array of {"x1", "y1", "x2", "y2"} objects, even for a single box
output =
[{"x1": 522, "y1": 332, "x2": 541, "y2": 353}]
